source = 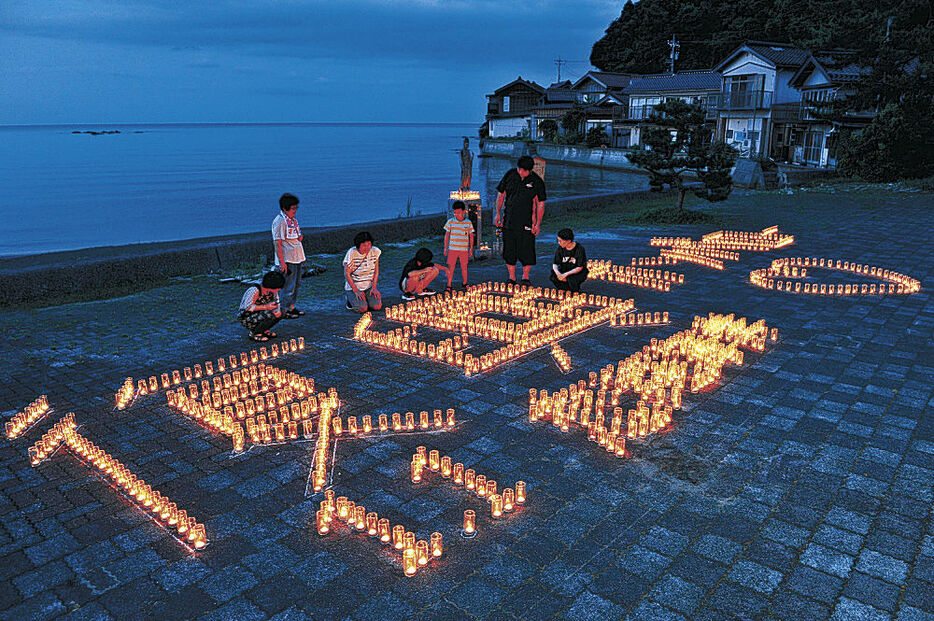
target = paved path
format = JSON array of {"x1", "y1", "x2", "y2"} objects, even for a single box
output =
[{"x1": 1, "y1": 185, "x2": 932, "y2": 620}]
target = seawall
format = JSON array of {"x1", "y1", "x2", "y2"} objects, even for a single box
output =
[
  {"x1": 0, "y1": 189, "x2": 666, "y2": 306},
  {"x1": 480, "y1": 140, "x2": 839, "y2": 187},
  {"x1": 480, "y1": 140, "x2": 645, "y2": 173}
]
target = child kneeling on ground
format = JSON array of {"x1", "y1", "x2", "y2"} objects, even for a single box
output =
[
  {"x1": 238, "y1": 271, "x2": 285, "y2": 342},
  {"x1": 343, "y1": 231, "x2": 382, "y2": 313},
  {"x1": 550, "y1": 228, "x2": 588, "y2": 292},
  {"x1": 400, "y1": 247, "x2": 449, "y2": 301}
]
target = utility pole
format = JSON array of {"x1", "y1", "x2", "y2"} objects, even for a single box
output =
[
  {"x1": 668, "y1": 35, "x2": 680, "y2": 74},
  {"x1": 554, "y1": 57, "x2": 566, "y2": 83}
]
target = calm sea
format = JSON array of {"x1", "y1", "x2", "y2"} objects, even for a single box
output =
[{"x1": 0, "y1": 123, "x2": 648, "y2": 257}]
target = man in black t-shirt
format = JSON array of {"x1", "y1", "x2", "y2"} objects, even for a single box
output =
[
  {"x1": 495, "y1": 155, "x2": 547, "y2": 285},
  {"x1": 550, "y1": 228, "x2": 588, "y2": 293}
]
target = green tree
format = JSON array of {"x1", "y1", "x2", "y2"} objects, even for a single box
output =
[
  {"x1": 586, "y1": 125, "x2": 609, "y2": 148},
  {"x1": 837, "y1": 103, "x2": 934, "y2": 181},
  {"x1": 626, "y1": 100, "x2": 738, "y2": 211},
  {"x1": 560, "y1": 105, "x2": 587, "y2": 143},
  {"x1": 540, "y1": 119, "x2": 559, "y2": 142}
]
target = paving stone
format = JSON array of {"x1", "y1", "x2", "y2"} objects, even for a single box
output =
[
  {"x1": 856, "y1": 549, "x2": 909, "y2": 584},
  {"x1": 832, "y1": 596, "x2": 892, "y2": 621},
  {"x1": 2, "y1": 187, "x2": 932, "y2": 619},
  {"x1": 565, "y1": 589, "x2": 625, "y2": 621}
]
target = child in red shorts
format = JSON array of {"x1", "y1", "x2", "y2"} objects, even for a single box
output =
[{"x1": 444, "y1": 201, "x2": 475, "y2": 290}]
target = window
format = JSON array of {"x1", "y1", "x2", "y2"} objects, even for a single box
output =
[
  {"x1": 804, "y1": 131, "x2": 824, "y2": 163},
  {"x1": 503, "y1": 96, "x2": 510, "y2": 113}
]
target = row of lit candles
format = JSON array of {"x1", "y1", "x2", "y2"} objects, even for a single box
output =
[
  {"x1": 750, "y1": 274, "x2": 914, "y2": 296},
  {"x1": 552, "y1": 344, "x2": 571, "y2": 372},
  {"x1": 152, "y1": 361, "x2": 313, "y2": 402},
  {"x1": 692, "y1": 313, "x2": 775, "y2": 352},
  {"x1": 316, "y1": 489, "x2": 442, "y2": 576},
  {"x1": 168, "y1": 387, "x2": 339, "y2": 452},
  {"x1": 751, "y1": 257, "x2": 920, "y2": 295},
  {"x1": 411, "y1": 447, "x2": 526, "y2": 520},
  {"x1": 332, "y1": 410, "x2": 456, "y2": 435},
  {"x1": 311, "y1": 401, "x2": 334, "y2": 492},
  {"x1": 528, "y1": 313, "x2": 775, "y2": 451},
  {"x1": 28, "y1": 414, "x2": 207, "y2": 550},
  {"x1": 169, "y1": 379, "x2": 324, "y2": 419},
  {"x1": 124, "y1": 338, "x2": 305, "y2": 402},
  {"x1": 659, "y1": 249, "x2": 726, "y2": 270},
  {"x1": 358, "y1": 294, "x2": 636, "y2": 375},
  {"x1": 116, "y1": 378, "x2": 134, "y2": 410},
  {"x1": 589, "y1": 260, "x2": 684, "y2": 283},
  {"x1": 5, "y1": 395, "x2": 49, "y2": 439}
]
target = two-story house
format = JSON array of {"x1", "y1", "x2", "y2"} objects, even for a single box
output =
[
  {"x1": 714, "y1": 41, "x2": 810, "y2": 158},
  {"x1": 782, "y1": 52, "x2": 872, "y2": 167},
  {"x1": 484, "y1": 77, "x2": 545, "y2": 138},
  {"x1": 616, "y1": 71, "x2": 722, "y2": 147},
  {"x1": 529, "y1": 80, "x2": 577, "y2": 138},
  {"x1": 570, "y1": 72, "x2": 632, "y2": 143}
]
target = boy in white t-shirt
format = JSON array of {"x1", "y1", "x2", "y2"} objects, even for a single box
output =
[
  {"x1": 272, "y1": 193, "x2": 306, "y2": 319},
  {"x1": 343, "y1": 231, "x2": 382, "y2": 313}
]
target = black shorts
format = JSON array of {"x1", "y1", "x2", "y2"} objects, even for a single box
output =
[{"x1": 502, "y1": 228, "x2": 536, "y2": 266}]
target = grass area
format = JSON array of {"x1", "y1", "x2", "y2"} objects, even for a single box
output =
[{"x1": 623, "y1": 205, "x2": 723, "y2": 226}]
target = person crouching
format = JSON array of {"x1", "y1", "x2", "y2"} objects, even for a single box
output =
[
  {"x1": 400, "y1": 247, "x2": 449, "y2": 301},
  {"x1": 238, "y1": 271, "x2": 285, "y2": 342},
  {"x1": 550, "y1": 228, "x2": 588, "y2": 292}
]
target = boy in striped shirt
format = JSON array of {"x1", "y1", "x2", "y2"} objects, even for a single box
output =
[{"x1": 443, "y1": 201, "x2": 475, "y2": 290}]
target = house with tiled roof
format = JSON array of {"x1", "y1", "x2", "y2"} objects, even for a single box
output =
[
  {"x1": 484, "y1": 77, "x2": 545, "y2": 138},
  {"x1": 616, "y1": 70, "x2": 722, "y2": 147},
  {"x1": 714, "y1": 41, "x2": 872, "y2": 168},
  {"x1": 714, "y1": 41, "x2": 814, "y2": 159},
  {"x1": 781, "y1": 52, "x2": 873, "y2": 166}
]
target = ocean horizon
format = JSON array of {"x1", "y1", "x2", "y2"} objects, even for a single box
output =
[{"x1": 0, "y1": 122, "x2": 648, "y2": 257}]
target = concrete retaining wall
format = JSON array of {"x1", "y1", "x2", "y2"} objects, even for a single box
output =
[
  {"x1": 477, "y1": 140, "x2": 530, "y2": 159},
  {"x1": 481, "y1": 141, "x2": 645, "y2": 173},
  {"x1": 1, "y1": 189, "x2": 667, "y2": 307}
]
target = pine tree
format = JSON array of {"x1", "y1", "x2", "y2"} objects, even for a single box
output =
[{"x1": 626, "y1": 101, "x2": 738, "y2": 211}]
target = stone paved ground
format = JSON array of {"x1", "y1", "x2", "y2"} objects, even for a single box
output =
[{"x1": 1, "y1": 184, "x2": 932, "y2": 620}]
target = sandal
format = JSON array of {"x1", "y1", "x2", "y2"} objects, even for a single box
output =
[
  {"x1": 249, "y1": 333, "x2": 269, "y2": 342},
  {"x1": 289, "y1": 308, "x2": 306, "y2": 317},
  {"x1": 263, "y1": 330, "x2": 278, "y2": 339}
]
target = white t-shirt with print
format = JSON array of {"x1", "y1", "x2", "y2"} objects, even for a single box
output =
[
  {"x1": 343, "y1": 246, "x2": 381, "y2": 291},
  {"x1": 272, "y1": 212, "x2": 306, "y2": 265}
]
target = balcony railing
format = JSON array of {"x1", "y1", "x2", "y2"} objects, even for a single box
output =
[
  {"x1": 625, "y1": 102, "x2": 717, "y2": 122},
  {"x1": 771, "y1": 103, "x2": 801, "y2": 123},
  {"x1": 718, "y1": 90, "x2": 773, "y2": 110}
]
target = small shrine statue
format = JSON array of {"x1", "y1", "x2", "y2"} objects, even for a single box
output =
[{"x1": 459, "y1": 137, "x2": 473, "y2": 190}]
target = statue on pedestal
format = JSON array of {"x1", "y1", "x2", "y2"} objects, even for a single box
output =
[{"x1": 459, "y1": 137, "x2": 473, "y2": 190}]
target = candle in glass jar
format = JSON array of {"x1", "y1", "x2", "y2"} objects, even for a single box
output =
[
  {"x1": 515, "y1": 481, "x2": 526, "y2": 504},
  {"x1": 462, "y1": 510, "x2": 476, "y2": 537}
]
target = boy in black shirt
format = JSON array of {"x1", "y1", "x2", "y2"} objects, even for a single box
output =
[{"x1": 550, "y1": 228, "x2": 588, "y2": 292}]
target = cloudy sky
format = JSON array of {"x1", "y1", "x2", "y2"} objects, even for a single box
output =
[{"x1": 1, "y1": 0, "x2": 622, "y2": 125}]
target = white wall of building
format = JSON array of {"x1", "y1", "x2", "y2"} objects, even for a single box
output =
[
  {"x1": 490, "y1": 117, "x2": 530, "y2": 138},
  {"x1": 721, "y1": 52, "x2": 776, "y2": 91},
  {"x1": 774, "y1": 69, "x2": 801, "y2": 104}
]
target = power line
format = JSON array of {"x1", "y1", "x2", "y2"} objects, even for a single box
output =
[{"x1": 555, "y1": 57, "x2": 567, "y2": 82}]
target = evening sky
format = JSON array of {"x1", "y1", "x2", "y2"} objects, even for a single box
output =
[{"x1": 1, "y1": 0, "x2": 621, "y2": 125}]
